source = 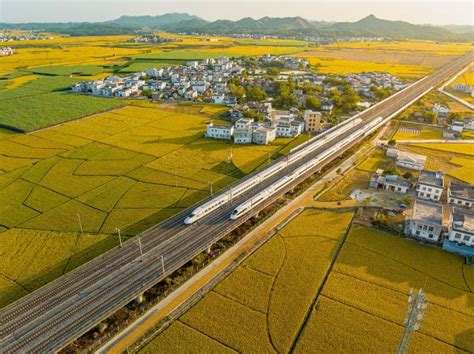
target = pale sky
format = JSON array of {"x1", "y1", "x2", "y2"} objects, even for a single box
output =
[{"x1": 0, "y1": 0, "x2": 472, "y2": 25}]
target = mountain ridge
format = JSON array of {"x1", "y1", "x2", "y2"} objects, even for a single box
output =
[{"x1": 0, "y1": 14, "x2": 471, "y2": 41}]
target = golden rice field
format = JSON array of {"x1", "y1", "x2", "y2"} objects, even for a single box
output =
[
  {"x1": 140, "y1": 209, "x2": 355, "y2": 353},
  {"x1": 449, "y1": 65, "x2": 474, "y2": 104},
  {"x1": 448, "y1": 156, "x2": 474, "y2": 184},
  {"x1": 141, "y1": 216, "x2": 473, "y2": 353},
  {"x1": 300, "y1": 54, "x2": 430, "y2": 78},
  {"x1": 452, "y1": 65, "x2": 474, "y2": 86},
  {"x1": 297, "y1": 225, "x2": 473, "y2": 353},
  {"x1": 327, "y1": 40, "x2": 474, "y2": 56},
  {"x1": 0, "y1": 102, "x2": 305, "y2": 309},
  {"x1": 392, "y1": 126, "x2": 443, "y2": 140},
  {"x1": 409, "y1": 143, "x2": 474, "y2": 156}
]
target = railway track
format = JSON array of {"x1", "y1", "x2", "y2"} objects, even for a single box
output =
[{"x1": 0, "y1": 51, "x2": 472, "y2": 353}]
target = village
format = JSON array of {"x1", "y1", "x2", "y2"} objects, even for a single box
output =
[
  {"x1": 0, "y1": 32, "x2": 53, "y2": 42},
  {"x1": 0, "y1": 46, "x2": 14, "y2": 56},
  {"x1": 71, "y1": 54, "x2": 409, "y2": 144},
  {"x1": 349, "y1": 141, "x2": 474, "y2": 259},
  {"x1": 127, "y1": 35, "x2": 183, "y2": 43}
]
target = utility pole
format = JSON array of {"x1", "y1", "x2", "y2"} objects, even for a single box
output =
[
  {"x1": 137, "y1": 237, "x2": 144, "y2": 262},
  {"x1": 397, "y1": 288, "x2": 428, "y2": 354},
  {"x1": 77, "y1": 213, "x2": 83, "y2": 236},
  {"x1": 116, "y1": 228, "x2": 123, "y2": 248},
  {"x1": 228, "y1": 146, "x2": 233, "y2": 163}
]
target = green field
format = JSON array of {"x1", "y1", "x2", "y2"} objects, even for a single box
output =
[
  {"x1": 0, "y1": 75, "x2": 124, "y2": 131},
  {"x1": 0, "y1": 102, "x2": 305, "y2": 308},
  {"x1": 141, "y1": 216, "x2": 473, "y2": 353}
]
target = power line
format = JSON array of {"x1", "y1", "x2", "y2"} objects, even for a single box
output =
[{"x1": 397, "y1": 288, "x2": 429, "y2": 354}]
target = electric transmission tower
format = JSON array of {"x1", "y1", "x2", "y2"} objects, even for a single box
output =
[{"x1": 397, "y1": 288, "x2": 429, "y2": 354}]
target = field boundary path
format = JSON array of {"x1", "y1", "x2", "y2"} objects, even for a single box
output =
[{"x1": 288, "y1": 210, "x2": 357, "y2": 353}]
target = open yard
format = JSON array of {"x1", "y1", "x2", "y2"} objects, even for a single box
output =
[
  {"x1": 140, "y1": 209, "x2": 355, "y2": 353},
  {"x1": 0, "y1": 102, "x2": 305, "y2": 308}
]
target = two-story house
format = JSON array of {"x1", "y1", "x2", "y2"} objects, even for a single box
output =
[
  {"x1": 405, "y1": 199, "x2": 443, "y2": 243},
  {"x1": 416, "y1": 170, "x2": 444, "y2": 202},
  {"x1": 448, "y1": 181, "x2": 474, "y2": 208}
]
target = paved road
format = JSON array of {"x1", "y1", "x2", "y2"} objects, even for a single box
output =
[{"x1": 1, "y1": 51, "x2": 472, "y2": 353}]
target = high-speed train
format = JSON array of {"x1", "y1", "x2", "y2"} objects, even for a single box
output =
[
  {"x1": 230, "y1": 117, "x2": 384, "y2": 220},
  {"x1": 183, "y1": 117, "x2": 363, "y2": 224}
]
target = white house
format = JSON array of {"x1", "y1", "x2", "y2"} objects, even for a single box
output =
[
  {"x1": 387, "y1": 149, "x2": 426, "y2": 171},
  {"x1": 252, "y1": 127, "x2": 277, "y2": 145},
  {"x1": 383, "y1": 175, "x2": 410, "y2": 194},
  {"x1": 206, "y1": 123, "x2": 234, "y2": 140},
  {"x1": 276, "y1": 123, "x2": 293, "y2": 137},
  {"x1": 235, "y1": 117, "x2": 254, "y2": 130},
  {"x1": 416, "y1": 170, "x2": 444, "y2": 202},
  {"x1": 405, "y1": 199, "x2": 444, "y2": 243},
  {"x1": 212, "y1": 93, "x2": 225, "y2": 104},
  {"x1": 290, "y1": 121, "x2": 304, "y2": 136},
  {"x1": 432, "y1": 103, "x2": 449, "y2": 118},
  {"x1": 187, "y1": 61, "x2": 199, "y2": 68},
  {"x1": 451, "y1": 120, "x2": 464, "y2": 133},
  {"x1": 185, "y1": 90, "x2": 198, "y2": 100},
  {"x1": 448, "y1": 209, "x2": 474, "y2": 247},
  {"x1": 452, "y1": 83, "x2": 471, "y2": 93},
  {"x1": 146, "y1": 68, "x2": 163, "y2": 78},
  {"x1": 464, "y1": 118, "x2": 474, "y2": 131},
  {"x1": 234, "y1": 129, "x2": 253, "y2": 144},
  {"x1": 448, "y1": 181, "x2": 474, "y2": 209}
]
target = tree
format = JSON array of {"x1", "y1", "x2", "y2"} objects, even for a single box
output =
[
  {"x1": 267, "y1": 67, "x2": 280, "y2": 75},
  {"x1": 228, "y1": 83, "x2": 245, "y2": 100},
  {"x1": 339, "y1": 84, "x2": 360, "y2": 113},
  {"x1": 142, "y1": 89, "x2": 152, "y2": 98},
  {"x1": 388, "y1": 139, "x2": 396, "y2": 146},
  {"x1": 403, "y1": 172, "x2": 413, "y2": 179},
  {"x1": 244, "y1": 109, "x2": 265, "y2": 121},
  {"x1": 425, "y1": 111, "x2": 437, "y2": 124},
  {"x1": 304, "y1": 96, "x2": 321, "y2": 110},
  {"x1": 245, "y1": 86, "x2": 267, "y2": 102},
  {"x1": 371, "y1": 85, "x2": 392, "y2": 100}
]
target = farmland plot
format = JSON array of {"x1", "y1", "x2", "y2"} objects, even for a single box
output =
[
  {"x1": 141, "y1": 210, "x2": 355, "y2": 353},
  {"x1": 294, "y1": 225, "x2": 474, "y2": 353},
  {"x1": 0, "y1": 102, "x2": 304, "y2": 308}
]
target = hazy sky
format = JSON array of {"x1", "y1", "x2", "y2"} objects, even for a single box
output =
[{"x1": 0, "y1": 0, "x2": 472, "y2": 25}]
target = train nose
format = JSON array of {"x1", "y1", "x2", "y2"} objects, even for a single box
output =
[{"x1": 184, "y1": 217, "x2": 193, "y2": 224}]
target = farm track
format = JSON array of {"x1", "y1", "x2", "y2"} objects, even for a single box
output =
[{"x1": 0, "y1": 51, "x2": 472, "y2": 352}]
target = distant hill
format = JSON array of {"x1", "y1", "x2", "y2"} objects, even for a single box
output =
[
  {"x1": 323, "y1": 14, "x2": 459, "y2": 40},
  {"x1": 0, "y1": 14, "x2": 471, "y2": 41},
  {"x1": 442, "y1": 24, "x2": 474, "y2": 34},
  {"x1": 161, "y1": 16, "x2": 314, "y2": 34},
  {"x1": 107, "y1": 13, "x2": 206, "y2": 28}
]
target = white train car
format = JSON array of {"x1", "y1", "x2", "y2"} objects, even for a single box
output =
[
  {"x1": 185, "y1": 117, "x2": 366, "y2": 224},
  {"x1": 229, "y1": 117, "x2": 384, "y2": 221}
]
